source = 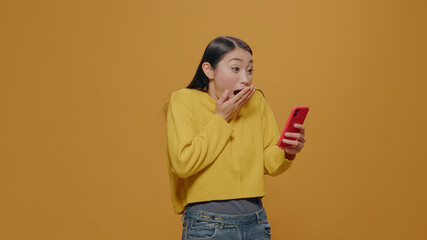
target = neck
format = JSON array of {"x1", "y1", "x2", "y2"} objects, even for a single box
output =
[{"x1": 207, "y1": 82, "x2": 218, "y2": 101}]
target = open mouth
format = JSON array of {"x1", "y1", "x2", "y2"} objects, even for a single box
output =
[{"x1": 233, "y1": 89, "x2": 243, "y2": 95}]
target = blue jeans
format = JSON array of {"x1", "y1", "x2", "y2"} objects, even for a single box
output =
[{"x1": 182, "y1": 208, "x2": 271, "y2": 240}]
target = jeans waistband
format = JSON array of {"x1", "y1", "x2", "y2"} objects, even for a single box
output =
[{"x1": 183, "y1": 207, "x2": 267, "y2": 225}]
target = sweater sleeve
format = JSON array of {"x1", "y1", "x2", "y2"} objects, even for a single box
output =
[
  {"x1": 259, "y1": 94, "x2": 293, "y2": 176},
  {"x1": 166, "y1": 91, "x2": 234, "y2": 179}
]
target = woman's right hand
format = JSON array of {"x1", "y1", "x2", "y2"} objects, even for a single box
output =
[{"x1": 215, "y1": 85, "x2": 256, "y2": 122}]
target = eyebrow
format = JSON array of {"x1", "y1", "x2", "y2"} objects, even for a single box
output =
[{"x1": 229, "y1": 58, "x2": 253, "y2": 63}]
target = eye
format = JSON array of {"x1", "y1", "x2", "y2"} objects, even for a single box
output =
[
  {"x1": 232, "y1": 66, "x2": 240, "y2": 72},
  {"x1": 248, "y1": 68, "x2": 254, "y2": 75}
]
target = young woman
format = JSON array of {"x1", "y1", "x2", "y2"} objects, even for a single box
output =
[{"x1": 166, "y1": 36, "x2": 306, "y2": 240}]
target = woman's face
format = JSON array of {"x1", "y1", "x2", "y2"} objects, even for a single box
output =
[{"x1": 207, "y1": 48, "x2": 254, "y2": 100}]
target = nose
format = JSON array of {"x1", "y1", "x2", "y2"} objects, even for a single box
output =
[{"x1": 240, "y1": 72, "x2": 252, "y2": 86}]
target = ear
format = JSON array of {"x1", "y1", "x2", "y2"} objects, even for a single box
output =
[{"x1": 202, "y1": 62, "x2": 214, "y2": 80}]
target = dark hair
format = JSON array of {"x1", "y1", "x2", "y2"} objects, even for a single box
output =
[{"x1": 187, "y1": 36, "x2": 252, "y2": 92}]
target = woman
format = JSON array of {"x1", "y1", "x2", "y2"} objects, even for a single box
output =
[{"x1": 166, "y1": 36, "x2": 306, "y2": 239}]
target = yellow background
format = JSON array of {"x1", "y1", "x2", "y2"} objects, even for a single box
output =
[{"x1": 1, "y1": 0, "x2": 426, "y2": 239}]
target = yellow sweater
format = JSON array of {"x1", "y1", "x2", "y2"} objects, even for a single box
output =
[{"x1": 166, "y1": 88, "x2": 293, "y2": 214}]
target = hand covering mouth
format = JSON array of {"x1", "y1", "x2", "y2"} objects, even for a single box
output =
[{"x1": 233, "y1": 89, "x2": 243, "y2": 95}]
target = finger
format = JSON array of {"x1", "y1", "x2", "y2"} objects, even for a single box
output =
[
  {"x1": 282, "y1": 138, "x2": 299, "y2": 147},
  {"x1": 217, "y1": 89, "x2": 229, "y2": 105},
  {"x1": 284, "y1": 147, "x2": 300, "y2": 155},
  {"x1": 285, "y1": 132, "x2": 306, "y2": 143},
  {"x1": 247, "y1": 86, "x2": 256, "y2": 99},
  {"x1": 236, "y1": 86, "x2": 255, "y2": 106},
  {"x1": 228, "y1": 87, "x2": 248, "y2": 104},
  {"x1": 294, "y1": 124, "x2": 305, "y2": 136},
  {"x1": 282, "y1": 138, "x2": 304, "y2": 148},
  {"x1": 284, "y1": 132, "x2": 301, "y2": 139},
  {"x1": 237, "y1": 86, "x2": 252, "y2": 98}
]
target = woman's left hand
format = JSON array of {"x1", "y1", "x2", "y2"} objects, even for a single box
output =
[{"x1": 280, "y1": 124, "x2": 306, "y2": 155}]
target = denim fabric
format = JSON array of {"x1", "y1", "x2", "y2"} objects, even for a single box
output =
[{"x1": 182, "y1": 208, "x2": 271, "y2": 240}]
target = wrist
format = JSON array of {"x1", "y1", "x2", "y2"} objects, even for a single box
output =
[
  {"x1": 285, "y1": 152, "x2": 296, "y2": 161},
  {"x1": 216, "y1": 113, "x2": 229, "y2": 122}
]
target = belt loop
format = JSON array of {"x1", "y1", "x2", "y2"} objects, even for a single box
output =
[
  {"x1": 218, "y1": 222, "x2": 224, "y2": 230},
  {"x1": 255, "y1": 211, "x2": 262, "y2": 225}
]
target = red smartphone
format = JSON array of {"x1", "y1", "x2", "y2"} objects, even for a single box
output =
[{"x1": 278, "y1": 106, "x2": 309, "y2": 148}]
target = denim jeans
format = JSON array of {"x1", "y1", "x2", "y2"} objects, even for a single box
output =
[{"x1": 182, "y1": 208, "x2": 271, "y2": 240}]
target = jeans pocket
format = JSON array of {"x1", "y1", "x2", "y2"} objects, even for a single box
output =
[{"x1": 187, "y1": 219, "x2": 217, "y2": 239}]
